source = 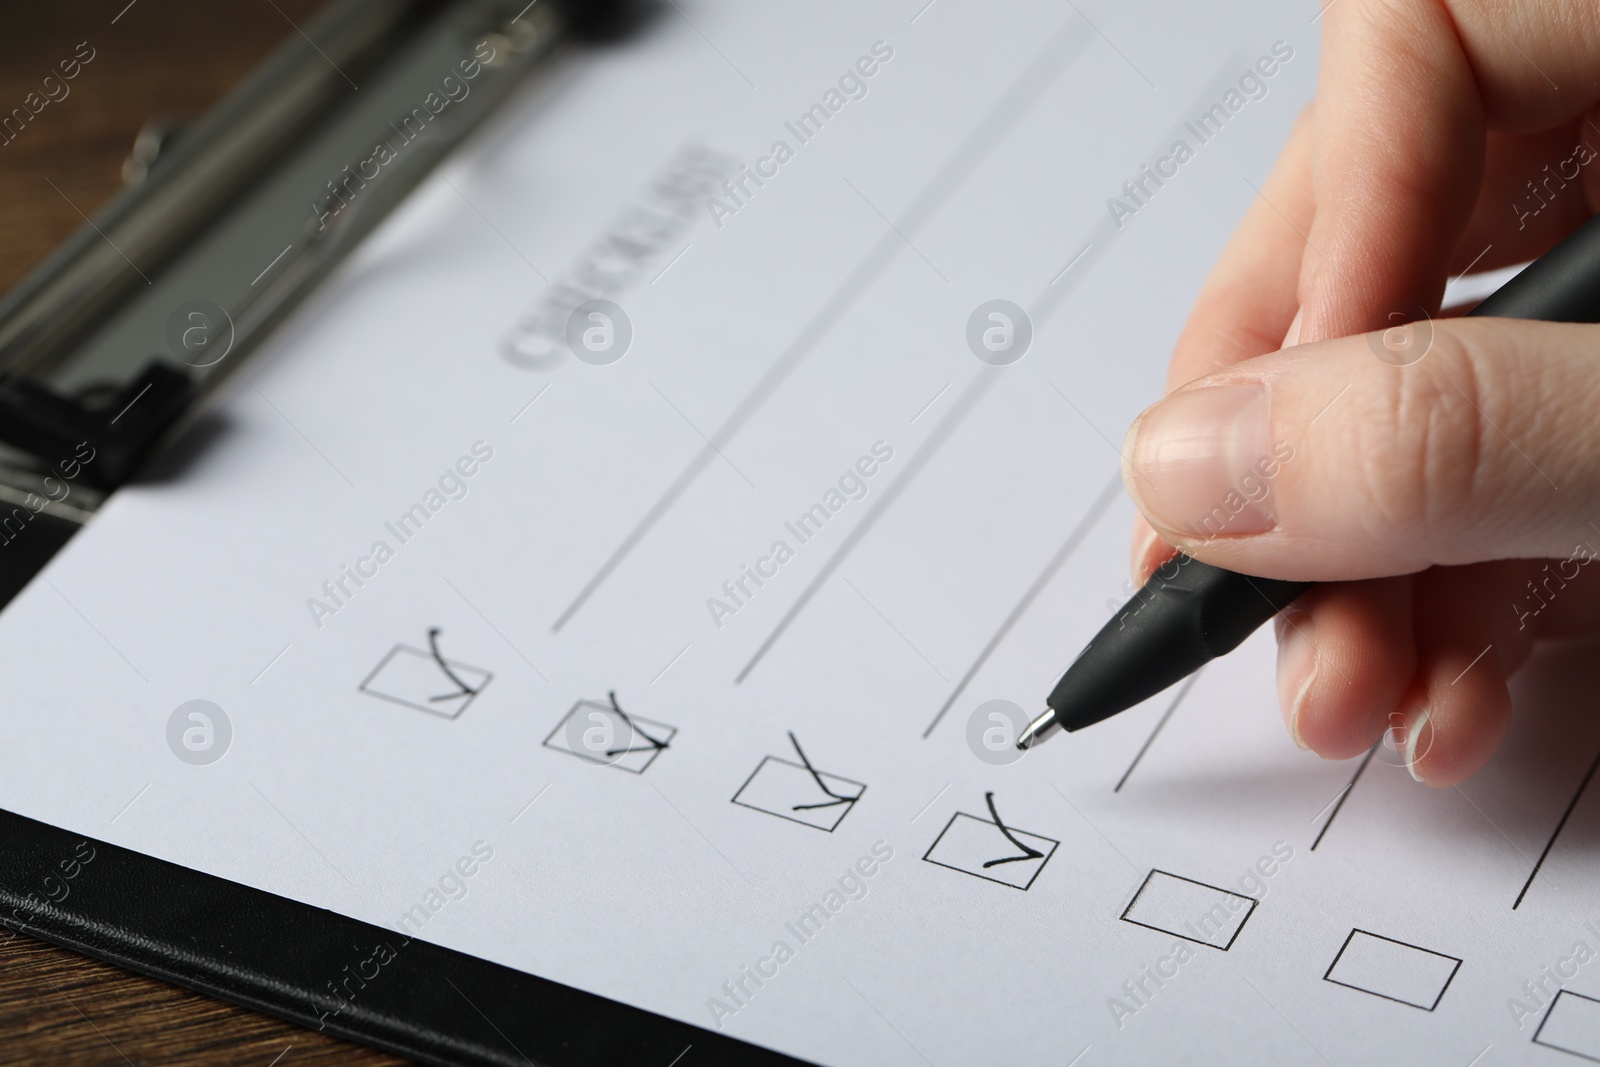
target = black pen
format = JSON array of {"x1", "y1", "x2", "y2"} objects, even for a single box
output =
[{"x1": 1018, "y1": 210, "x2": 1600, "y2": 750}]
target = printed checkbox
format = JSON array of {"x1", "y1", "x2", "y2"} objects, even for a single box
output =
[
  {"x1": 922, "y1": 793, "x2": 1058, "y2": 891},
  {"x1": 732, "y1": 734, "x2": 866, "y2": 832},
  {"x1": 1536, "y1": 990, "x2": 1600, "y2": 1062},
  {"x1": 358, "y1": 630, "x2": 491, "y2": 719},
  {"x1": 1324, "y1": 929, "x2": 1461, "y2": 1010},
  {"x1": 1120, "y1": 870, "x2": 1257, "y2": 951},
  {"x1": 543, "y1": 695, "x2": 676, "y2": 774}
]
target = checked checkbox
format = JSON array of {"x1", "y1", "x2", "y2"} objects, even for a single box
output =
[
  {"x1": 358, "y1": 628, "x2": 491, "y2": 719},
  {"x1": 732, "y1": 732, "x2": 866, "y2": 832}
]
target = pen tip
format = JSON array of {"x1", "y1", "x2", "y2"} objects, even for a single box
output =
[{"x1": 1016, "y1": 708, "x2": 1060, "y2": 751}]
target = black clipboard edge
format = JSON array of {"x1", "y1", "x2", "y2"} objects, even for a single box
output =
[{"x1": 0, "y1": 806, "x2": 811, "y2": 1067}]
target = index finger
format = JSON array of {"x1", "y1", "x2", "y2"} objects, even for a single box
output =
[
  {"x1": 1298, "y1": 0, "x2": 1487, "y2": 341},
  {"x1": 1165, "y1": 110, "x2": 1312, "y2": 391}
]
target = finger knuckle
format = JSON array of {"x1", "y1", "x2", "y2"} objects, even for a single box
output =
[{"x1": 1349, "y1": 329, "x2": 1496, "y2": 544}]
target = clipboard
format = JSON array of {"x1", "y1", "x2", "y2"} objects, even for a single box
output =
[
  {"x1": 0, "y1": 2, "x2": 804, "y2": 1063},
  {"x1": 10, "y1": 3, "x2": 1600, "y2": 1062}
]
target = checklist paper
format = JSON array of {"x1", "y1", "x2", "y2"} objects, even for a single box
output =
[{"x1": 3, "y1": 1, "x2": 1600, "y2": 1063}]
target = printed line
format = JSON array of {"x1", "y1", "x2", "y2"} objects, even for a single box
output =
[
  {"x1": 1050, "y1": 380, "x2": 1153, "y2": 487},
  {"x1": 666, "y1": 1046, "x2": 692, "y2": 1067},
  {"x1": 1030, "y1": 227, "x2": 1111, "y2": 324},
  {"x1": 549, "y1": 19, "x2": 1091, "y2": 633},
  {"x1": 910, "y1": 0, "x2": 940, "y2": 24},
  {"x1": 111, "y1": 0, "x2": 140, "y2": 22},
  {"x1": 1050, "y1": 243, "x2": 1093, "y2": 285},
  {"x1": 1514, "y1": 744, "x2": 1600, "y2": 909},
  {"x1": 1052, "y1": 781, "x2": 1138, "y2": 873},
  {"x1": 1062, "y1": 0, "x2": 1155, "y2": 88},
  {"x1": 1310, "y1": 743, "x2": 1377, "y2": 852},
  {"x1": 44, "y1": 579, "x2": 148, "y2": 683},
  {"x1": 1114, "y1": 671, "x2": 1201, "y2": 792},
  {"x1": 266, "y1": 1044, "x2": 294, "y2": 1067},
  {"x1": 511, "y1": 0, "x2": 539, "y2": 22},
  {"x1": 736, "y1": 369, "x2": 998, "y2": 683},
  {"x1": 1308, "y1": 783, "x2": 1350, "y2": 828},
  {"x1": 251, "y1": 643, "x2": 293, "y2": 685},
  {"x1": 922, "y1": 471, "x2": 1121, "y2": 737},
  {"x1": 1067, "y1": 1045, "x2": 1092, "y2": 1067},
  {"x1": 510, "y1": 783, "x2": 552, "y2": 823},
  {"x1": 1028, "y1": 53, "x2": 1269, "y2": 326},
  {"x1": 510, "y1": 382, "x2": 552, "y2": 424},
  {"x1": 650, "y1": 382, "x2": 756, "y2": 489},
  {"x1": 252, "y1": 243, "x2": 294, "y2": 285},
  {"x1": 842, "y1": 176, "x2": 948, "y2": 283},
  {"x1": 109, "y1": 783, "x2": 151, "y2": 825}
]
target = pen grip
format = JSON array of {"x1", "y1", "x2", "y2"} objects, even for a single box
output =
[
  {"x1": 1469, "y1": 210, "x2": 1600, "y2": 323},
  {"x1": 1143, "y1": 554, "x2": 1311, "y2": 658}
]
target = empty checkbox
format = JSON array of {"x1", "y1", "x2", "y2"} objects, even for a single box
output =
[
  {"x1": 1323, "y1": 929, "x2": 1461, "y2": 1011},
  {"x1": 1535, "y1": 990, "x2": 1600, "y2": 1061},
  {"x1": 1120, "y1": 870, "x2": 1257, "y2": 950}
]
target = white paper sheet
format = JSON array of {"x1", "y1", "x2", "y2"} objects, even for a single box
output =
[{"x1": 5, "y1": 2, "x2": 1600, "y2": 1063}]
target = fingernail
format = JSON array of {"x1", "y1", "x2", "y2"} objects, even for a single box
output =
[
  {"x1": 1281, "y1": 307, "x2": 1304, "y2": 348},
  {"x1": 1274, "y1": 609, "x2": 1316, "y2": 749},
  {"x1": 1124, "y1": 382, "x2": 1275, "y2": 537},
  {"x1": 1401, "y1": 708, "x2": 1433, "y2": 784}
]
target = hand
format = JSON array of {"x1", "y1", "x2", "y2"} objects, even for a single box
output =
[{"x1": 1124, "y1": 0, "x2": 1600, "y2": 786}]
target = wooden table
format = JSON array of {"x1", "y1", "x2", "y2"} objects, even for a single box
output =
[{"x1": 0, "y1": 3, "x2": 407, "y2": 1062}]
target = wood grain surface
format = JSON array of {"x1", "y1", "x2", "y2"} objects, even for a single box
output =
[{"x1": 1, "y1": 2, "x2": 407, "y2": 1063}]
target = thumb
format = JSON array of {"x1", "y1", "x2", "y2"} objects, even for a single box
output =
[{"x1": 1121, "y1": 317, "x2": 1600, "y2": 581}]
